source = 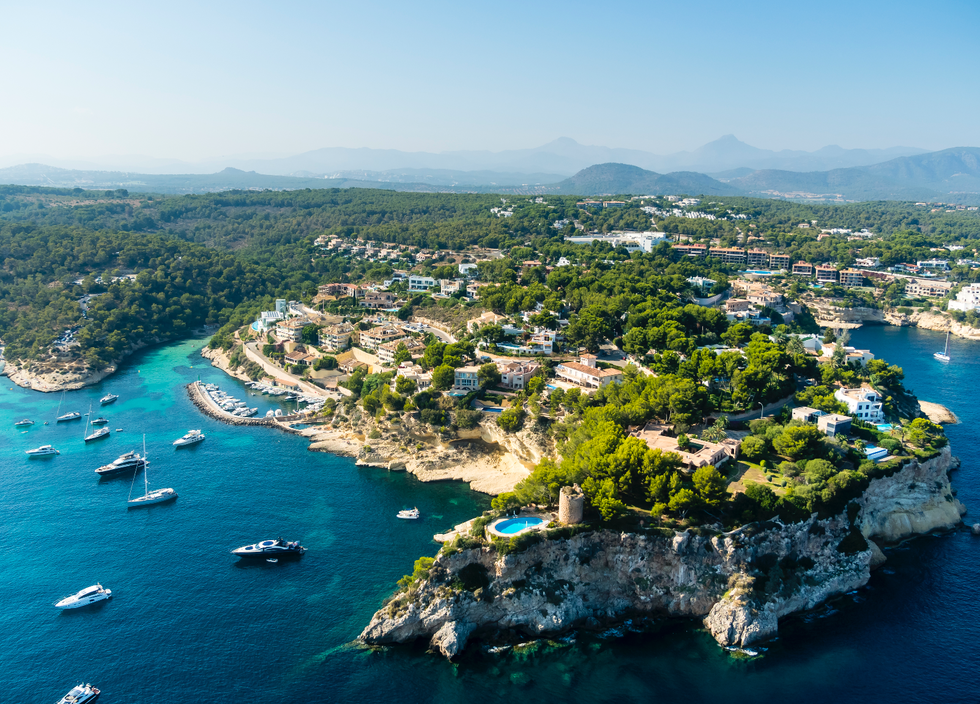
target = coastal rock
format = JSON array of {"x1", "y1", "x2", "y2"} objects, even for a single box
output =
[
  {"x1": 867, "y1": 539, "x2": 887, "y2": 570},
  {"x1": 919, "y1": 401, "x2": 959, "y2": 425},
  {"x1": 429, "y1": 620, "x2": 475, "y2": 660},
  {"x1": 361, "y1": 447, "x2": 963, "y2": 657}
]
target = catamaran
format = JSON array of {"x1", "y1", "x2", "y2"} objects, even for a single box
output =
[
  {"x1": 934, "y1": 330, "x2": 951, "y2": 362},
  {"x1": 127, "y1": 436, "x2": 177, "y2": 507}
]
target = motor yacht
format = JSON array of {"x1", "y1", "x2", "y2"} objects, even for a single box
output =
[
  {"x1": 90, "y1": 417, "x2": 109, "y2": 426},
  {"x1": 232, "y1": 538, "x2": 306, "y2": 558},
  {"x1": 95, "y1": 451, "x2": 147, "y2": 477},
  {"x1": 54, "y1": 584, "x2": 112, "y2": 609},
  {"x1": 397, "y1": 507, "x2": 420, "y2": 520},
  {"x1": 14, "y1": 418, "x2": 34, "y2": 427},
  {"x1": 26, "y1": 445, "x2": 59, "y2": 457},
  {"x1": 84, "y1": 427, "x2": 111, "y2": 443},
  {"x1": 55, "y1": 683, "x2": 100, "y2": 704},
  {"x1": 173, "y1": 429, "x2": 205, "y2": 447},
  {"x1": 100, "y1": 393, "x2": 118, "y2": 405},
  {"x1": 56, "y1": 411, "x2": 82, "y2": 422}
]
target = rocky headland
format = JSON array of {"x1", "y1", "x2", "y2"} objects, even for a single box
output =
[
  {"x1": 807, "y1": 298, "x2": 980, "y2": 341},
  {"x1": 360, "y1": 446, "x2": 965, "y2": 659}
]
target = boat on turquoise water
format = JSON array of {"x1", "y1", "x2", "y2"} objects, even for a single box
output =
[
  {"x1": 56, "y1": 411, "x2": 81, "y2": 422},
  {"x1": 397, "y1": 507, "x2": 420, "y2": 520},
  {"x1": 55, "y1": 683, "x2": 100, "y2": 703},
  {"x1": 84, "y1": 427, "x2": 111, "y2": 443},
  {"x1": 14, "y1": 418, "x2": 34, "y2": 427},
  {"x1": 54, "y1": 584, "x2": 112, "y2": 610},
  {"x1": 232, "y1": 538, "x2": 306, "y2": 558},
  {"x1": 173, "y1": 429, "x2": 205, "y2": 447},
  {"x1": 935, "y1": 330, "x2": 951, "y2": 362},
  {"x1": 100, "y1": 393, "x2": 118, "y2": 405},
  {"x1": 127, "y1": 436, "x2": 177, "y2": 507},
  {"x1": 90, "y1": 416, "x2": 109, "y2": 426},
  {"x1": 96, "y1": 451, "x2": 147, "y2": 477},
  {"x1": 26, "y1": 445, "x2": 59, "y2": 457}
]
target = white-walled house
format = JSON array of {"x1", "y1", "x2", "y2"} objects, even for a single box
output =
[
  {"x1": 948, "y1": 283, "x2": 980, "y2": 312},
  {"x1": 834, "y1": 387, "x2": 884, "y2": 423},
  {"x1": 556, "y1": 354, "x2": 622, "y2": 389}
]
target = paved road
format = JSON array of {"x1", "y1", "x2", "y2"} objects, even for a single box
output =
[{"x1": 242, "y1": 342, "x2": 329, "y2": 397}]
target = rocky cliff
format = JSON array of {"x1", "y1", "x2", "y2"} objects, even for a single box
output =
[{"x1": 361, "y1": 447, "x2": 964, "y2": 658}]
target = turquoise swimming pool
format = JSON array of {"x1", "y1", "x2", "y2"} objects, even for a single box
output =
[{"x1": 493, "y1": 517, "x2": 545, "y2": 535}]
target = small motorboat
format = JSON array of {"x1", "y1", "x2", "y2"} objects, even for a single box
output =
[
  {"x1": 54, "y1": 584, "x2": 112, "y2": 609},
  {"x1": 55, "y1": 683, "x2": 100, "y2": 704},
  {"x1": 115, "y1": 428, "x2": 123, "y2": 432},
  {"x1": 14, "y1": 418, "x2": 34, "y2": 427},
  {"x1": 397, "y1": 507, "x2": 420, "y2": 520},
  {"x1": 266, "y1": 558, "x2": 278, "y2": 563},
  {"x1": 90, "y1": 417, "x2": 109, "y2": 426},
  {"x1": 100, "y1": 393, "x2": 119, "y2": 405},
  {"x1": 232, "y1": 538, "x2": 306, "y2": 558},
  {"x1": 26, "y1": 445, "x2": 59, "y2": 457}
]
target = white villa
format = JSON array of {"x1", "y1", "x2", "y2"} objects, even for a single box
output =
[
  {"x1": 556, "y1": 354, "x2": 622, "y2": 389},
  {"x1": 834, "y1": 387, "x2": 885, "y2": 423},
  {"x1": 948, "y1": 283, "x2": 980, "y2": 312}
]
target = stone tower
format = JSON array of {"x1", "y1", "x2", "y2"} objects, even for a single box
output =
[{"x1": 558, "y1": 484, "x2": 585, "y2": 525}]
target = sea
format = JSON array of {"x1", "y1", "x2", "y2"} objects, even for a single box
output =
[{"x1": 1, "y1": 326, "x2": 977, "y2": 703}]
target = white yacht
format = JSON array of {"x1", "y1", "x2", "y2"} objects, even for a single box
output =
[
  {"x1": 397, "y1": 507, "x2": 420, "y2": 520},
  {"x1": 55, "y1": 683, "x2": 100, "y2": 704},
  {"x1": 84, "y1": 427, "x2": 111, "y2": 443},
  {"x1": 14, "y1": 418, "x2": 34, "y2": 427},
  {"x1": 56, "y1": 411, "x2": 82, "y2": 422},
  {"x1": 128, "y1": 436, "x2": 177, "y2": 507},
  {"x1": 90, "y1": 416, "x2": 109, "y2": 426},
  {"x1": 54, "y1": 584, "x2": 112, "y2": 609},
  {"x1": 173, "y1": 429, "x2": 205, "y2": 447},
  {"x1": 26, "y1": 445, "x2": 59, "y2": 457},
  {"x1": 934, "y1": 330, "x2": 951, "y2": 362},
  {"x1": 96, "y1": 451, "x2": 147, "y2": 477},
  {"x1": 100, "y1": 393, "x2": 119, "y2": 405},
  {"x1": 232, "y1": 538, "x2": 306, "y2": 558}
]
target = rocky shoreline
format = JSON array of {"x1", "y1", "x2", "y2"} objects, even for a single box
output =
[{"x1": 360, "y1": 446, "x2": 966, "y2": 659}]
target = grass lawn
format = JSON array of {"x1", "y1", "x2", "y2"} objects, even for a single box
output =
[{"x1": 727, "y1": 460, "x2": 789, "y2": 496}]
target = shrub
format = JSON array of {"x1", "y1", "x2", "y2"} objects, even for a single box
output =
[
  {"x1": 497, "y1": 407, "x2": 525, "y2": 432},
  {"x1": 396, "y1": 556, "x2": 435, "y2": 592},
  {"x1": 740, "y1": 435, "x2": 768, "y2": 461}
]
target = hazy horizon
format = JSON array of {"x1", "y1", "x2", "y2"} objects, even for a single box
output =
[{"x1": 2, "y1": 0, "x2": 978, "y2": 162}]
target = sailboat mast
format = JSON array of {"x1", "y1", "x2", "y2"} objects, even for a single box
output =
[{"x1": 143, "y1": 434, "x2": 149, "y2": 495}]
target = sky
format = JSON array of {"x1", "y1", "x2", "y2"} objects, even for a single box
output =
[{"x1": 2, "y1": 0, "x2": 979, "y2": 163}]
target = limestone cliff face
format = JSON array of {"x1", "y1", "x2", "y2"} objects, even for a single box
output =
[
  {"x1": 361, "y1": 448, "x2": 964, "y2": 657},
  {"x1": 883, "y1": 309, "x2": 980, "y2": 340}
]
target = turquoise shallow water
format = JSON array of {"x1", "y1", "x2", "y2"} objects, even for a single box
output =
[{"x1": 1, "y1": 328, "x2": 978, "y2": 703}]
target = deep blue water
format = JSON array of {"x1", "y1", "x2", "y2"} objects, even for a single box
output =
[{"x1": 2, "y1": 328, "x2": 978, "y2": 703}]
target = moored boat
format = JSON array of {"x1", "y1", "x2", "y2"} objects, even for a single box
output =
[
  {"x1": 397, "y1": 507, "x2": 420, "y2": 520},
  {"x1": 56, "y1": 411, "x2": 82, "y2": 422},
  {"x1": 934, "y1": 330, "x2": 951, "y2": 362},
  {"x1": 14, "y1": 418, "x2": 34, "y2": 427},
  {"x1": 55, "y1": 683, "x2": 100, "y2": 704},
  {"x1": 84, "y1": 427, "x2": 111, "y2": 443},
  {"x1": 54, "y1": 584, "x2": 112, "y2": 609},
  {"x1": 90, "y1": 416, "x2": 109, "y2": 426},
  {"x1": 173, "y1": 429, "x2": 205, "y2": 447},
  {"x1": 100, "y1": 393, "x2": 118, "y2": 405},
  {"x1": 96, "y1": 450, "x2": 147, "y2": 477},
  {"x1": 128, "y1": 436, "x2": 177, "y2": 507},
  {"x1": 232, "y1": 538, "x2": 306, "y2": 558},
  {"x1": 26, "y1": 445, "x2": 59, "y2": 457}
]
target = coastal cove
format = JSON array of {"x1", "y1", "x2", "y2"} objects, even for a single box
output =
[{"x1": 1, "y1": 328, "x2": 978, "y2": 703}]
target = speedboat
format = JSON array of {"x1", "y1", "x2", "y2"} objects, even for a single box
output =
[
  {"x1": 397, "y1": 508, "x2": 420, "y2": 520},
  {"x1": 96, "y1": 451, "x2": 147, "y2": 477},
  {"x1": 232, "y1": 538, "x2": 306, "y2": 558},
  {"x1": 54, "y1": 584, "x2": 112, "y2": 609},
  {"x1": 26, "y1": 445, "x2": 59, "y2": 457},
  {"x1": 100, "y1": 393, "x2": 118, "y2": 405},
  {"x1": 56, "y1": 411, "x2": 82, "y2": 422},
  {"x1": 56, "y1": 683, "x2": 100, "y2": 704},
  {"x1": 128, "y1": 487, "x2": 177, "y2": 507},
  {"x1": 14, "y1": 418, "x2": 34, "y2": 427},
  {"x1": 90, "y1": 417, "x2": 109, "y2": 426},
  {"x1": 84, "y1": 427, "x2": 111, "y2": 443},
  {"x1": 173, "y1": 429, "x2": 205, "y2": 447}
]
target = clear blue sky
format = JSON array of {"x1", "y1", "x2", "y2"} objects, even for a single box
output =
[{"x1": 2, "y1": 0, "x2": 978, "y2": 161}]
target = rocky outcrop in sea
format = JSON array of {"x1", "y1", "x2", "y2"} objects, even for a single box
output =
[{"x1": 360, "y1": 446, "x2": 965, "y2": 658}]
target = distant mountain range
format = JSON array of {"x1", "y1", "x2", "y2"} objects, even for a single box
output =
[
  {"x1": 3, "y1": 145, "x2": 980, "y2": 204},
  {"x1": 0, "y1": 135, "x2": 928, "y2": 179}
]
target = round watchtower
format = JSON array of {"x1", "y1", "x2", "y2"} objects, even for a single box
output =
[{"x1": 558, "y1": 484, "x2": 585, "y2": 525}]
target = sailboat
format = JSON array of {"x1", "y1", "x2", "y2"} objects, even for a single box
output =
[
  {"x1": 934, "y1": 331, "x2": 951, "y2": 362},
  {"x1": 83, "y1": 403, "x2": 110, "y2": 443},
  {"x1": 55, "y1": 391, "x2": 81, "y2": 422},
  {"x1": 127, "y1": 435, "x2": 177, "y2": 507}
]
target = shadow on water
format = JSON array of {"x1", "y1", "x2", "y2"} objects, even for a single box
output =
[{"x1": 232, "y1": 555, "x2": 306, "y2": 569}]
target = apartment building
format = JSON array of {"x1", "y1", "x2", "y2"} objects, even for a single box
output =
[
  {"x1": 839, "y1": 269, "x2": 865, "y2": 287},
  {"x1": 791, "y1": 262, "x2": 814, "y2": 276},
  {"x1": 746, "y1": 249, "x2": 769, "y2": 267},
  {"x1": 769, "y1": 253, "x2": 791, "y2": 270},
  {"x1": 377, "y1": 338, "x2": 425, "y2": 367},
  {"x1": 709, "y1": 247, "x2": 747, "y2": 265},
  {"x1": 358, "y1": 325, "x2": 406, "y2": 351},
  {"x1": 948, "y1": 283, "x2": 980, "y2": 311},
  {"x1": 815, "y1": 264, "x2": 839, "y2": 283},
  {"x1": 672, "y1": 243, "x2": 708, "y2": 258},
  {"x1": 359, "y1": 292, "x2": 398, "y2": 310},
  {"x1": 905, "y1": 278, "x2": 954, "y2": 298},
  {"x1": 317, "y1": 323, "x2": 353, "y2": 352},
  {"x1": 274, "y1": 318, "x2": 309, "y2": 343}
]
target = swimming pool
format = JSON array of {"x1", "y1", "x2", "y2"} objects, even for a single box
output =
[
  {"x1": 491, "y1": 516, "x2": 545, "y2": 535},
  {"x1": 876, "y1": 423, "x2": 894, "y2": 432}
]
